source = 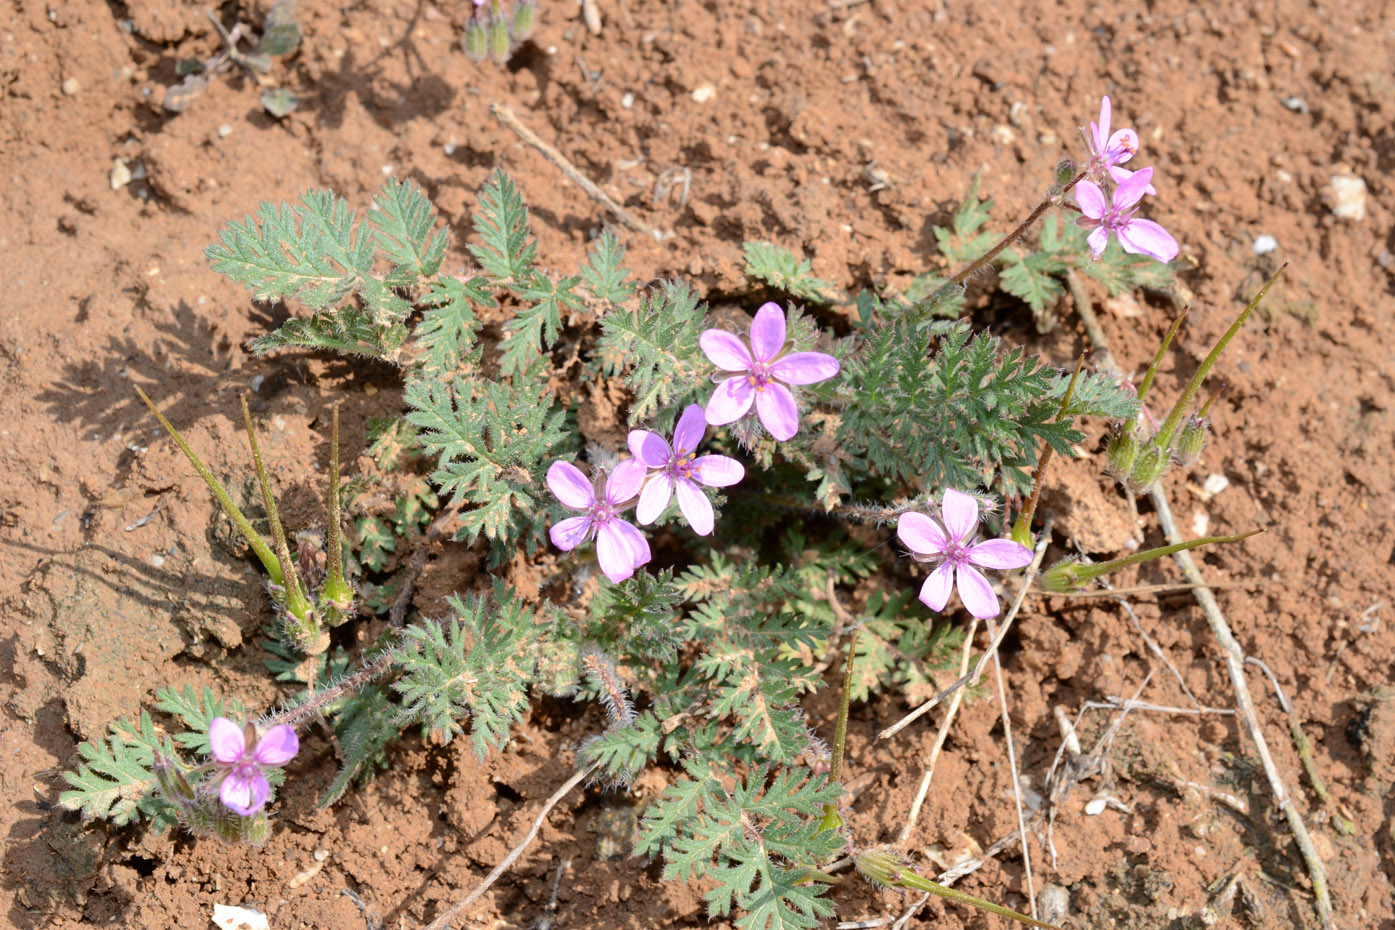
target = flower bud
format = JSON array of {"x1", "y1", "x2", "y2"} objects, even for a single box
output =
[
  {"x1": 510, "y1": 0, "x2": 536, "y2": 41},
  {"x1": 152, "y1": 753, "x2": 196, "y2": 808},
  {"x1": 855, "y1": 846, "x2": 910, "y2": 889},
  {"x1": 463, "y1": 15, "x2": 488, "y2": 62},
  {"x1": 1127, "y1": 444, "x2": 1169, "y2": 492},
  {"x1": 1054, "y1": 158, "x2": 1077, "y2": 188},
  {"x1": 1105, "y1": 431, "x2": 1139, "y2": 478},
  {"x1": 1040, "y1": 558, "x2": 1088, "y2": 593},
  {"x1": 1173, "y1": 415, "x2": 1207, "y2": 466},
  {"x1": 488, "y1": 9, "x2": 512, "y2": 63}
]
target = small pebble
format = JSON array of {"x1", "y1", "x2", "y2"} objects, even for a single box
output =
[
  {"x1": 313, "y1": 849, "x2": 329, "y2": 862},
  {"x1": 1192, "y1": 511, "x2": 1210, "y2": 537},
  {"x1": 249, "y1": 375, "x2": 265, "y2": 393},
  {"x1": 364, "y1": 383, "x2": 378, "y2": 396},
  {"x1": 1329, "y1": 174, "x2": 1367, "y2": 221},
  {"x1": 61, "y1": 77, "x2": 80, "y2": 95},
  {"x1": 1203, "y1": 473, "x2": 1230, "y2": 496},
  {"x1": 1084, "y1": 797, "x2": 1108, "y2": 816},
  {"x1": 1282, "y1": 96, "x2": 1309, "y2": 114},
  {"x1": 691, "y1": 83, "x2": 716, "y2": 103},
  {"x1": 620, "y1": 91, "x2": 634, "y2": 109},
  {"x1": 381, "y1": 164, "x2": 394, "y2": 175},
  {"x1": 218, "y1": 123, "x2": 233, "y2": 138},
  {"x1": 110, "y1": 158, "x2": 132, "y2": 190},
  {"x1": 149, "y1": 553, "x2": 165, "y2": 568},
  {"x1": 1253, "y1": 234, "x2": 1277, "y2": 255},
  {"x1": 443, "y1": 142, "x2": 456, "y2": 155}
]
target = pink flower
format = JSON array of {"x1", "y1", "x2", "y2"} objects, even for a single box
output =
[
  {"x1": 209, "y1": 717, "x2": 299, "y2": 816},
  {"x1": 896, "y1": 489, "x2": 1033, "y2": 619},
  {"x1": 629, "y1": 404, "x2": 745, "y2": 536},
  {"x1": 1085, "y1": 95, "x2": 1154, "y2": 193},
  {"x1": 547, "y1": 459, "x2": 652, "y2": 583},
  {"x1": 700, "y1": 302, "x2": 840, "y2": 441},
  {"x1": 1074, "y1": 168, "x2": 1178, "y2": 263}
]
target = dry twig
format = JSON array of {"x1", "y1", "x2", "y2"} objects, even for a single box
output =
[
  {"x1": 423, "y1": 761, "x2": 600, "y2": 930},
  {"x1": 490, "y1": 103, "x2": 663, "y2": 240}
]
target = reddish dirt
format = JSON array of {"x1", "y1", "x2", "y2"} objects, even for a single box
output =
[{"x1": 2, "y1": 0, "x2": 1393, "y2": 928}]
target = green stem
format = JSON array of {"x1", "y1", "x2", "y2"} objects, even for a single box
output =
[
  {"x1": 895, "y1": 870, "x2": 1061, "y2": 930},
  {"x1": 134, "y1": 386, "x2": 282, "y2": 585},
  {"x1": 1013, "y1": 356, "x2": 1082, "y2": 542},
  {"x1": 1153, "y1": 265, "x2": 1285, "y2": 450},
  {"x1": 1135, "y1": 306, "x2": 1189, "y2": 405},
  {"x1": 1042, "y1": 530, "x2": 1262, "y2": 592},
  {"x1": 240, "y1": 397, "x2": 314, "y2": 625},
  {"x1": 320, "y1": 404, "x2": 355, "y2": 618},
  {"x1": 933, "y1": 171, "x2": 1085, "y2": 309},
  {"x1": 820, "y1": 627, "x2": 859, "y2": 833}
]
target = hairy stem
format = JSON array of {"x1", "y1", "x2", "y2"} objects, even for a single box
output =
[
  {"x1": 821, "y1": 627, "x2": 860, "y2": 833},
  {"x1": 267, "y1": 650, "x2": 395, "y2": 728}
]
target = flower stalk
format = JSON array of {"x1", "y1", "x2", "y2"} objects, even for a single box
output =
[{"x1": 1041, "y1": 529, "x2": 1262, "y2": 593}]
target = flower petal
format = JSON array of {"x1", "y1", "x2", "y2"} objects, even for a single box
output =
[
  {"x1": 596, "y1": 520, "x2": 650, "y2": 583},
  {"x1": 675, "y1": 478, "x2": 715, "y2": 535},
  {"x1": 1108, "y1": 165, "x2": 1156, "y2": 196},
  {"x1": 1117, "y1": 218, "x2": 1178, "y2": 263},
  {"x1": 636, "y1": 473, "x2": 673, "y2": 525},
  {"x1": 628, "y1": 429, "x2": 671, "y2": 468},
  {"x1": 606, "y1": 459, "x2": 648, "y2": 505},
  {"x1": 939, "y1": 488, "x2": 980, "y2": 543},
  {"x1": 1087, "y1": 226, "x2": 1110, "y2": 259},
  {"x1": 955, "y1": 565, "x2": 1001, "y2": 619},
  {"x1": 1106, "y1": 128, "x2": 1138, "y2": 164},
  {"x1": 253, "y1": 725, "x2": 299, "y2": 766},
  {"x1": 755, "y1": 382, "x2": 799, "y2": 441},
  {"x1": 672, "y1": 404, "x2": 707, "y2": 455},
  {"x1": 705, "y1": 376, "x2": 755, "y2": 425},
  {"x1": 549, "y1": 515, "x2": 593, "y2": 551},
  {"x1": 546, "y1": 460, "x2": 594, "y2": 510},
  {"x1": 919, "y1": 562, "x2": 954, "y2": 612},
  {"x1": 749, "y1": 302, "x2": 787, "y2": 361},
  {"x1": 220, "y1": 771, "x2": 269, "y2": 816},
  {"x1": 1097, "y1": 95, "x2": 1112, "y2": 148},
  {"x1": 772, "y1": 351, "x2": 840, "y2": 386},
  {"x1": 691, "y1": 454, "x2": 744, "y2": 488},
  {"x1": 897, "y1": 511, "x2": 950, "y2": 557},
  {"x1": 209, "y1": 717, "x2": 246, "y2": 764},
  {"x1": 700, "y1": 329, "x2": 753, "y2": 371},
  {"x1": 1074, "y1": 180, "x2": 1107, "y2": 220},
  {"x1": 1112, "y1": 166, "x2": 1153, "y2": 210},
  {"x1": 967, "y1": 538, "x2": 1035, "y2": 570}
]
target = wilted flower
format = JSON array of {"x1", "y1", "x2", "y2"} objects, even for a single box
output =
[
  {"x1": 700, "y1": 302, "x2": 839, "y2": 441},
  {"x1": 1075, "y1": 168, "x2": 1178, "y2": 263},
  {"x1": 547, "y1": 459, "x2": 651, "y2": 583},
  {"x1": 209, "y1": 717, "x2": 298, "y2": 816},
  {"x1": 897, "y1": 489, "x2": 1033, "y2": 619},
  {"x1": 629, "y1": 404, "x2": 744, "y2": 535}
]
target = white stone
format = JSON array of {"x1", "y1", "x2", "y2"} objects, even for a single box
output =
[
  {"x1": 691, "y1": 83, "x2": 716, "y2": 103},
  {"x1": 1203, "y1": 473, "x2": 1230, "y2": 496},
  {"x1": 211, "y1": 905, "x2": 269, "y2": 930},
  {"x1": 1253, "y1": 235, "x2": 1277, "y2": 255},
  {"x1": 1329, "y1": 174, "x2": 1367, "y2": 221},
  {"x1": 621, "y1": 92, "x2": 634, "y2": 109},
  {"x1": 110, "y1": 158, "x2": 132, "y2": 190},
  {"x1": 1084, "y1": 797, "x2": 1108, "y2": 816}
]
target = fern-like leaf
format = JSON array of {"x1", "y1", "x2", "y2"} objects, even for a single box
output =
[
  {"x1": 743, "y1": 242, "x2": 836, "y2": 304},
  {"x1": 581, "y1": 229, "x2": 637, "y2": 306},
  {"x1": 369, "y1": 177, "x2": 448, "y2": 280},
  {"x1": 60, "y1": 712, "x2": 173, "y2": 825},
  {"x1": 469, "y1": 170, "x2": 536, "y2": 284},
  {"x1": 417, "y1": 276, "x2": 490, "y2": 375},
  {"x1": 596, "y1": 279, "x2": 708, "y2": 426},
  {"x1": 154, "y1": 685, "x2": 248, "y2": 755}
]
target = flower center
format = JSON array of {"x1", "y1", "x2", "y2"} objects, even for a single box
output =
[
  {"x1": 591, "y1": 500, "x2": 618, "y2": 524},
  {"x1": 745, "y1": 358, "x2": 775, "y2": 392},
  {"x1": 670, "y1": 450, "x2": 699, "y2": 481}
]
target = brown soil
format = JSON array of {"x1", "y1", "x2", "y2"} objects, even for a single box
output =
[{"x1": 3, "y1": 1, "x2": 1393, "y2": 928}]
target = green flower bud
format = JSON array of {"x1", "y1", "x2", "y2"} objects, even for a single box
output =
[
  {"x1": 463, "y1": 15, "x2": 488, "y2": 62},
  {"x1": 511, "y1": 0, "x2": 536, "y2": 41},
  {"x1": 488, "y1": 10, "x2": 512, "y2": 63},
  {"x1": 1055, "y1": 157, "x2": 1077, "y2": 188},
  {"x1": 1040, "y1": 557, "x2": 1088, "y2": 593},
  {"x1": 152, "y1": 753, "x2": 196, "y2": 807},
  {"x1": 855, "y1": 846, "x2": 910, "y2": 889},
  {"x1": 1105, "y1": 430, "x2": 1139, "y2": 478},
  {"x1": 1127, "y1": 443, "x2": 1170, "y2": 492},
  {"x1": 1173, "y1": 415, "x2": 1208, "y2": 466}
]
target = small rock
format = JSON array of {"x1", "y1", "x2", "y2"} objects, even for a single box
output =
[
  {"x1": 620, "y1": 91, "x2": 634, "y2": 109},
  {"x1": 1282, "y1": 96, "x2": 1309, "y2": 114},
  {"x1": 211, "y1": 904, "x2": 270, "y2": 930},
  {"x1": 249, "y1": 375, "x2": 265, "y2": 393},
  {"x1": 110, "y1": 158, "x2": 132, "y2": 190},
  {"x1": 61, "y1": 77, "x2": 81, "y2": 96},
  {"x1": 691, "y1": 83, "x2": 716, "y2": 103},
  {"x1": 1203, "y1": 473, "x2": 1230, "y2": 496},
  {"x1": 1252, "y1": 234, "x2": 1277, "y2": 255},
  {"x1": 1328, "y1": 174, "x2": 1367, "y2": 221},
  {"x1": 1038, "y1": 884, "x2": 1072, "y2": 925},
  {"x1": 1191, "y1": 510, "x2": 1210, "y2": 537},
  {"x1": 217, "y1": 123, "x2": 233, "y2": 138},
  {"x1": 1084, "y1": 797, "x2": 1108, "y2": 816}
]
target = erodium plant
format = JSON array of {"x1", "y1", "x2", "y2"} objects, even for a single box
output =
[{"x1": 62, "y1": 96, "x2": 1264, "y2": 928}]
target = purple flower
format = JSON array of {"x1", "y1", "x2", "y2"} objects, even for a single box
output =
[
  {"x1": 547, "y1": 459, "x2": 652, "y2": 583},
  {"x1": 1085, "y1": 95, "x2": 1155, "y2": 193},
  {"x1": 209, "y1": 717, "x2": 299, "y2": 816},
  {"x1": 700, "y1": 302, "x2": 840, "y2": 441},
  {"x1": 896, "y1": 489, "x2": 1033, "y2": 619},
  {"x1": 628, "y1": 404, "x2": 745, "y2": 536},
  {"x1": 1075, "y1": 168, "x2": 1178, "y2": 263}
]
